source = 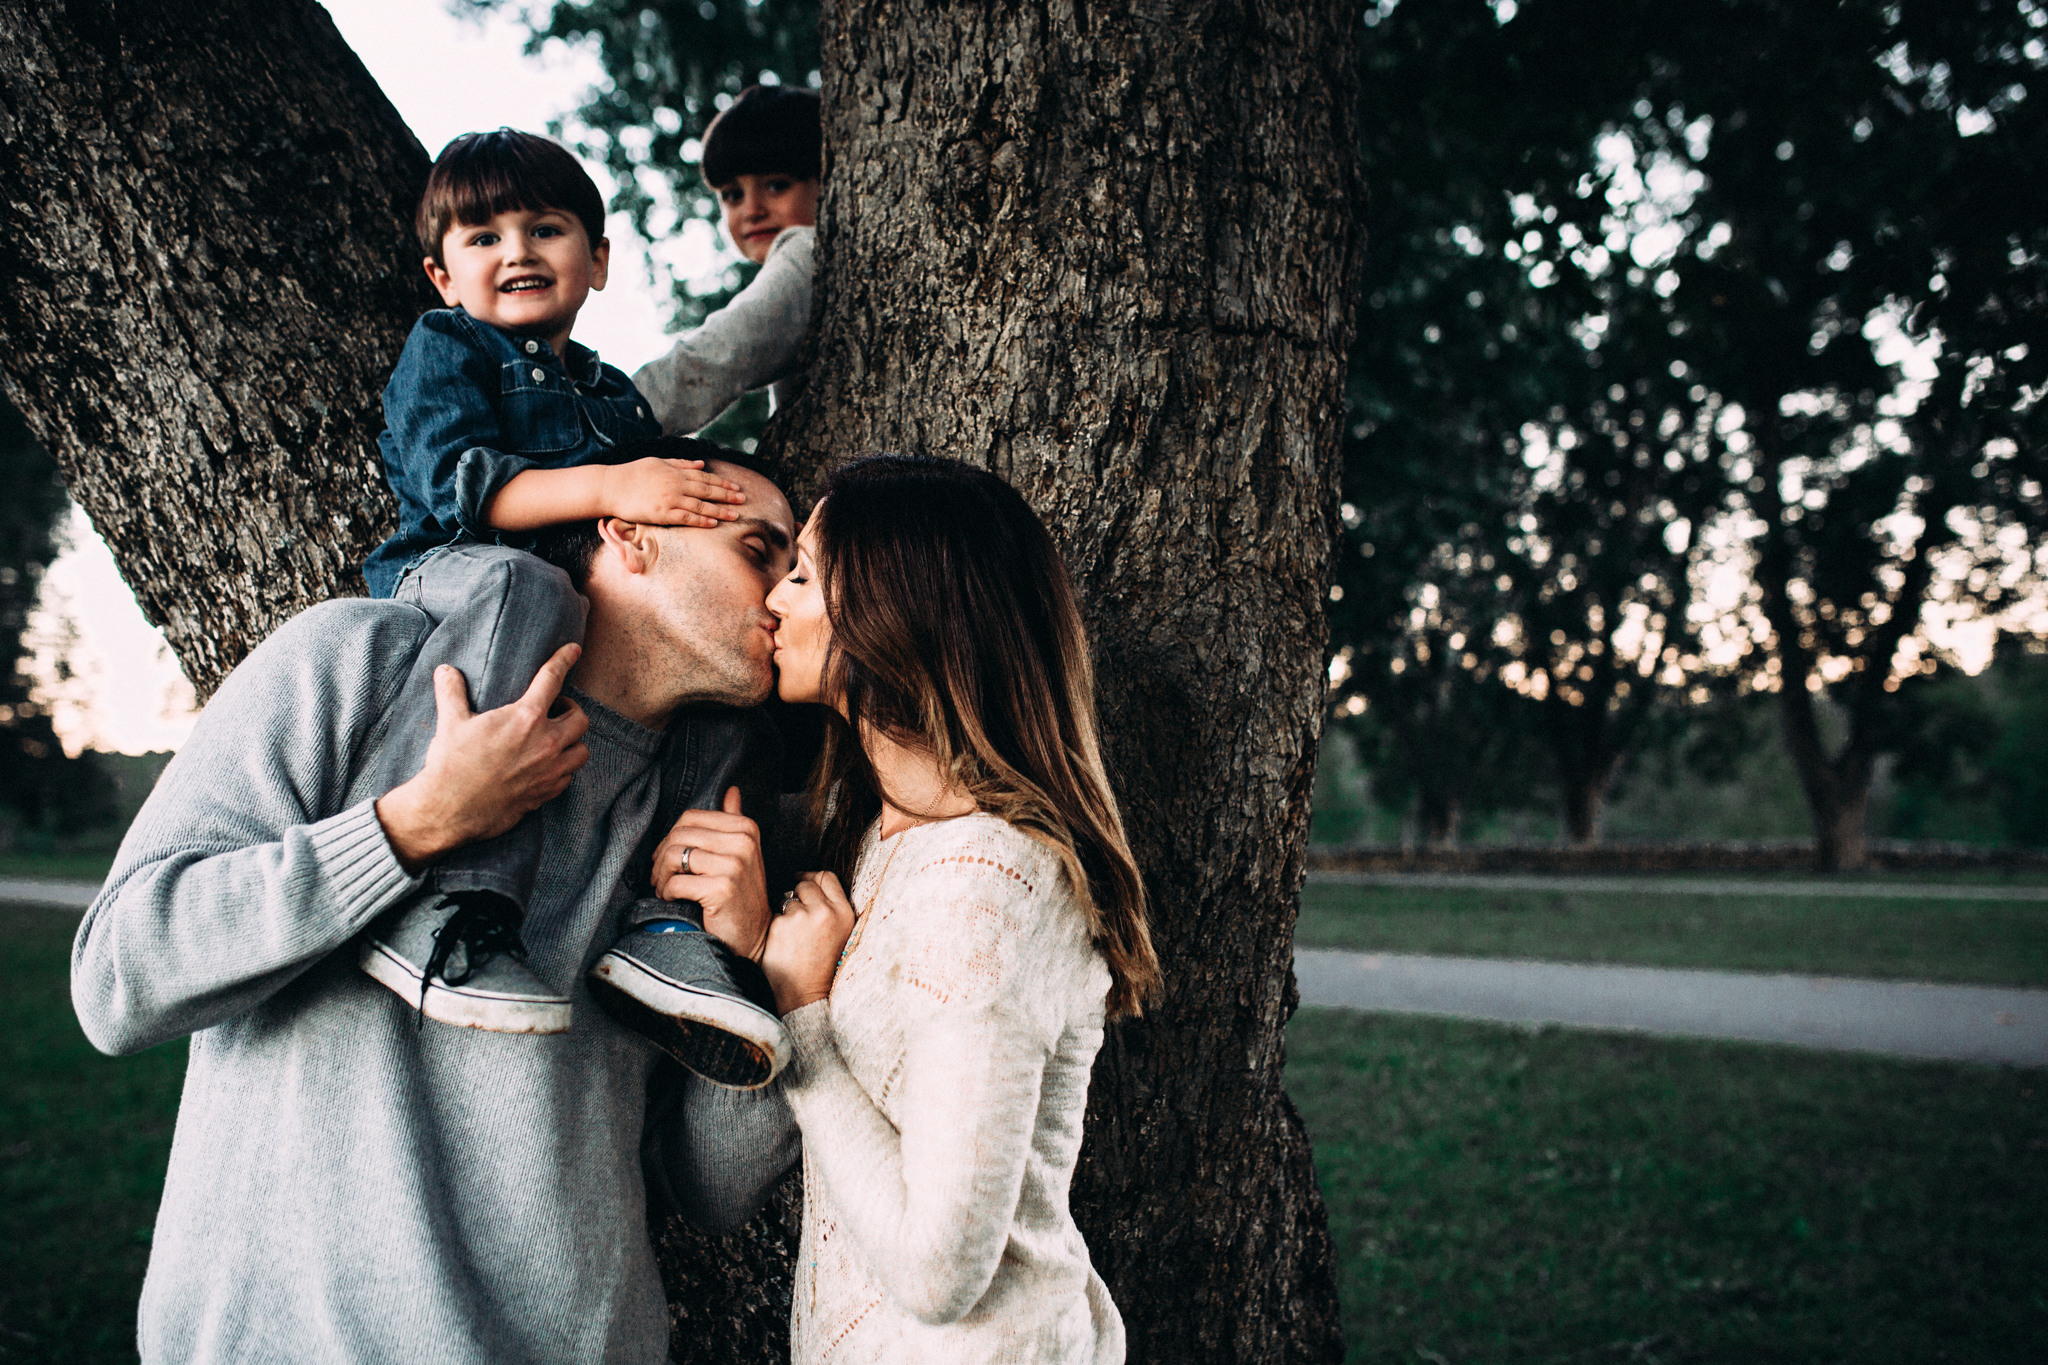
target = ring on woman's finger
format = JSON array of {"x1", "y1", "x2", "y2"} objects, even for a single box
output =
[
  {"x1": 781, "y1": 889, "x2": 801, "y2": 911},
  {"x1": 678, "y1": 845, "x2": 695, "y2": 876}
]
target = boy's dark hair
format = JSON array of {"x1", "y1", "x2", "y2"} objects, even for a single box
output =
[
  {"x1": 700, "y1": 86, "x2": 822, "y2": 187},
  {"x1": 530, "y1": 436, "x2": 776, "y2": 587},
  {"x1": 417, "y1": 130, "x2": 606, "y2": 266}
]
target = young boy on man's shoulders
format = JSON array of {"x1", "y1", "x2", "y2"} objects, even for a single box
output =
[{"x1": 358, "y1": 128, "x2": 793, "y2": 1091}]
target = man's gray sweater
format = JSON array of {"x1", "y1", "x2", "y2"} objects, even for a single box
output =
[{"x1": 72, "y1": 599, "x2": 797, "y2": 1364}]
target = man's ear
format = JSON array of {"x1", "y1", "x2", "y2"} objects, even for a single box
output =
[
  {"x1": 589, "y1": 236, "x2": 610, "y2": 293},
  {"x1": 595, "y1": 517, "x2": 658, "y2": 576}
]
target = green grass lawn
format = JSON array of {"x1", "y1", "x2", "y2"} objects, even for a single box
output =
[
  {"x1": 1, "y1": 905, "x2": 184, "y2": 1363},
  {"x1": 1289, "y1": 1007, "x2": 2047, "y2": 1364},
  {"x1": 1298, "y1": 881, "x2": 2048, "y2": 986},
  {"x1": 10, "y1": 898, "x2": 2046, "y2": 1363},
  {"x1": 0, "y1": 853, "x2": 115, "y2": 883}
]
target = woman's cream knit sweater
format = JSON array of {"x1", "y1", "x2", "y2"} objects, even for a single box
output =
[{"x1": 779, "y1": 813, "x2": 1123, "y2": 1364}]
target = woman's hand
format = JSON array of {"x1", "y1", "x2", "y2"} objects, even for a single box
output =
[
  {"x1": 376, "y1": 644, "x2": 589, "y2": 874},
  {"x1": 655, "y1": 786, "x2": 771, "y2": 960},
  {"x1": 761, "y1": 872, "x2": 855, "y2": 1015}
]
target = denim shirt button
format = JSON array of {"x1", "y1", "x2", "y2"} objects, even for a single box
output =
[
  {"x1": 531, "y1": 367, "x2": 546, "y2": 383},
  {"x1": 523, "y1": 339, "x2": 539, "y2": 354}
]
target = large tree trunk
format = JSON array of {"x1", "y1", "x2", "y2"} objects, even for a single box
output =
[
  {"x1": 757, "y1": 2, "x2": 1362, "y2": 1359},
  {"x1": 0, "y1": 0, "x2": 426, "y2": 695},
  {"x1": 1, "y1": 0, "x2": 1363, "y2": 1359}
]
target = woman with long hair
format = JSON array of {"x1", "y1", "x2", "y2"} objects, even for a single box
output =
[{"x1": 757, "y1": 453, "x2": 1158, "y2": 1363}]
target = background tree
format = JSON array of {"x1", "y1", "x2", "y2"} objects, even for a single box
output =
[
  {"x1": 1334, "y1": 0, "x2": 1726, "y2": 844},
  {"x1": 1573, "y1": 0, "x2": 2048, "y2": 868},
  {"x1": 1332, "y1": 0, "x2": 1586, "y2": 847},
  {"x1": 0, "y1": 0, "x2": 1361, "y2": 1359},
  {"x1": 1333, "y1": 0, "x2": 2044, "y2": 864},
  {"x1": 1494, "y1": 303, "x2": 1729, "y2": 843}
]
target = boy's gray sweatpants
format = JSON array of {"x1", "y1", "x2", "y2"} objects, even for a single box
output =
[{"x1": 390, "y1": 543, "x2": 586, "y2": 910}]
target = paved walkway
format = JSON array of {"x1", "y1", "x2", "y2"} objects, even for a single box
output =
[
  {"x1": 0, "y1": 876, "x2": 99, "y2": 909},
  {"x1": 1307, "y1": 871, "x2": 2048, "y2": 901},
  {"x1": 1296, "y1": 949, "x2": 2048, "y2": 1066}
]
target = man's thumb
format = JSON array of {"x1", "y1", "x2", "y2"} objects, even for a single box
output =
[
  {"x1": 433, "y1": 664, "x2": 473, "y2": 733},
  {"x1": 723, "y1": 785, "x2": 744, "y2": 816}
]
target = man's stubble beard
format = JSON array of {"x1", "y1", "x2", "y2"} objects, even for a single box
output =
[{"x1": 655, "y1": 553, "x2": 773, "y2": 709}]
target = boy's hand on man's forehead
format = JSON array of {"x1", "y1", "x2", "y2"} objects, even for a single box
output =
[{"x1": 599, "y1": 457, "x2": 746, "y2": 530}]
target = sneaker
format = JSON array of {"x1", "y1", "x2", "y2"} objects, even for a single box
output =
[
  {"x1": 588, "y1": 900, "x2": 789, "y2": 1089},
  {"x1": 359, "y1": 889, "x2": 573, "y2": 1035}
]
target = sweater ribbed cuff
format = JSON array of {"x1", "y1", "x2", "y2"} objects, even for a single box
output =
[
  {"x1": 778, "y1": 1001, "x2": 836, "y2": 1091},
  {"x1": 308, "y1": 798, "x2": 426, "y2": 933}
]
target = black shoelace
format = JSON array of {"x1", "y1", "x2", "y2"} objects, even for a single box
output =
[{"x1": 417, "y1": 893, "x2": 528, "y2": 1024}]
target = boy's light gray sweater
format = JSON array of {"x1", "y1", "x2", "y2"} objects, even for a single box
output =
[
  {"x1": 72, "y1": 599, "x2": 797, "y2": 1365},
  {"x1": 633, "y1": 225, "x2": 813, "y2": 434}
]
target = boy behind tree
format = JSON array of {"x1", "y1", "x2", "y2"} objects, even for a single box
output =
[{"x1": 633, "y1": 84, "x2": 822, "y2": 428}]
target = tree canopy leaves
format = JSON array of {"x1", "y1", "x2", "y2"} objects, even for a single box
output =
[{"x1": 498, "y1": 0, "x2": 2047, "y2": 855}]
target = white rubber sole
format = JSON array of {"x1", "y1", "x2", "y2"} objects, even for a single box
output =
[
  {"x1": 589, "y1": 951, "x2": 790, "y2": 1085},
  {"x1": 358, "y1": 938, "x2": 574, "y2": 1035}
]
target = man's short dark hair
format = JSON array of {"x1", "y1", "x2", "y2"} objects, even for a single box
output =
[
  {"x1": 700, "y1": 86, "x2": 822, "y2": 187},
  {"x1": 530, "y1": 437, "x2": 776, "y2": 588},
  {"x1": 416, "y1": 130, "x2": 606, "y2": 266}
]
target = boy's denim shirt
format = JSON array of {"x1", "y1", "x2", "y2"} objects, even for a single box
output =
[{"x1": 362, "y1": 306, "x2": 663, "y2": 598}]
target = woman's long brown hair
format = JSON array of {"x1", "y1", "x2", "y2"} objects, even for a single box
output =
[{"x1": 804, "y1": 454, "x2": 1159, "y2": 1018}]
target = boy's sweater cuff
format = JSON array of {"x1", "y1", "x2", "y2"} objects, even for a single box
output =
[{"x1": 307, "y1": 798, "x2": 427, "y2": 933}]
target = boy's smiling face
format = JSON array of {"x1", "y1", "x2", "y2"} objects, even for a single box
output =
[
  {"x1": 425, "y1": 206, "x2": 609, "y2": 357},
  {"x1": 718, "y1": 174, "x2": 820, "y2": 264}
]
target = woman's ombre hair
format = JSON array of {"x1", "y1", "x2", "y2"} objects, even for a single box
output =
[{"x1": 805, "y1": 455, "x2": 1159, "y2": 1018}]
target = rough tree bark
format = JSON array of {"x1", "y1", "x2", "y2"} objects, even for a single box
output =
[
  {"x1": 0, "y1": 0, "x2": 427, "y2": 695},
  {"x1": 1, "y1": 0, "x2": 1364, "y2": 1359},
  {"x1": 671, "y1": 2, "x2": 1362, "y2": 1360}
]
